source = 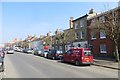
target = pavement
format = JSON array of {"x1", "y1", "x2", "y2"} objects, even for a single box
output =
[{"x1": 93, "y1": 57, "x2": 120, "y2": 70}]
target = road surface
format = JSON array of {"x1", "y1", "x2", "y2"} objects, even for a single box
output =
[{"x1": 1, "y1": 52, "x2": 118, "y2": 78}]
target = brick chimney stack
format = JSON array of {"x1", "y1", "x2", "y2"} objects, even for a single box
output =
[
  {"x1": 55, "y1": 29, "x2": 61, "y2": 35},
  {"x1": 69, "y1": 17, "x2": 73, "y2": 28},
  {"x1": 47, "y1": 32, "x2": 51, "y2": 36}
]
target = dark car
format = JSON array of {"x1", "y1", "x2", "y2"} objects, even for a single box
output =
[
  {"x1": 33, "y1": 49, "x2": 39, "y2": 55},
  {"x1": 33, "y1": 49, "x2": 42, "y2": 56},
  {"x1": 47, "y1": 49, "x2": 63, "y2": 60},
  {"x1": 0, "y1": 56, "x2": 4, "y2": 72}
]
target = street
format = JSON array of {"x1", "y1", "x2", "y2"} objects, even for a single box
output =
[{"x1": 1, "y1": 52, "x2": 118, "y2": 78}]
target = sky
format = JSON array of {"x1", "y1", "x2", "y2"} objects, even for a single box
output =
[{"x1": 1, "y1": 2, "x2": 118, "y2": 43}]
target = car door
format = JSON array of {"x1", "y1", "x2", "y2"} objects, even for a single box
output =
[{"x1": 65, "y1": 50, "x2": 71, "y2": 62}]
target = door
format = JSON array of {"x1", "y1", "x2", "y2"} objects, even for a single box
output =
[
  {"x1": 65, "y1": 50, "x2": 71, "y2": 62},
  {"x1": 83, "y1": 50, "x2": 92, "y2": 63}
]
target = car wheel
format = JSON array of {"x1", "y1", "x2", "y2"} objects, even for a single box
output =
[{"x1": 75, "y1": 60, "x2": 80, "y2": 66}]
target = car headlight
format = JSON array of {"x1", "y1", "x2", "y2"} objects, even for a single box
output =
[{"x1": 0, "y1": 63, "x2": 2, "y2": 66}]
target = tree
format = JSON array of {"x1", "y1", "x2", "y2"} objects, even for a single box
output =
[
  {"x1": 21, "y1": 41, "x2": 29, "y2": 49},
  {"x1": 90, "y1": 7, "x2": 120, "y2": 62}
]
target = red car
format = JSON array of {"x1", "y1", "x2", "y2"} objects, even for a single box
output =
[{"x1": 61, "y1": 48, "x2": 93, "y2": 66}]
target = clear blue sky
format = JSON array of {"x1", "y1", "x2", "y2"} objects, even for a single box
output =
[{"x1": 1, "y1": 2, "x2": 118, "y2": 43}]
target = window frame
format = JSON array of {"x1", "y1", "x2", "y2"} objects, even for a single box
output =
[
  {"x1": 75, "y1": 23, "x2": 78, "y2": 29},
  {"x1": 100, "y1": 31, "x2": 106, "y2": 39},
  {"x1": 80, "y1": 31, "x2": 84, "y2": 39},
  {"x1": 80, "y1": 20, "x2": 84, "y2": 27},
  {"x1": 91, "y1": 32, "x2": 96, "y2": 40},
  {"x1": 100, "y1": 44, "x2": 107, "y2": 54},
  {"x1": 75, "y1": 32, "x2": 79, "y2": 39},
  {"x1": 99, "y1": 15, "x2": 105, "y2": 22}
]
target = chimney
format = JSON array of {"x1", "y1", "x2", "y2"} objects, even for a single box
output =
[
  {"x1": 89, "y1": 8, "x2": 94, "y2": 14},
  {"x1": 69, "y1": 17, "x2": 73, "y2": 28},
  {"x1": 47, "y1": 32, "x2": 51, "y2": 36},
  {"x1": 55, "y1": 29, "x2": 60, "y2": 35}
]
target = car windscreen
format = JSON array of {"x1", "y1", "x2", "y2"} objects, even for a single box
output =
[
  {"x1": 56, "y1": 51, "x2": 63, "y2": 54},
  {"x1": 44, "y1": 51, "x2": 49, "y2": 53},
  {"x1": 84, "y1": 50, "x2": 91, "y2": 56}
]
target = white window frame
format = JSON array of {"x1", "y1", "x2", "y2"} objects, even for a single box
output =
[
  {"x1": 91, "y1": 32, "x2": 96, "y2": 40},
  {"x1": 100, "y1": 31, "x2": 106, "y2": 39},
  {"x1": 80, "y1": 32, "x2": 84, "y2": 39},
  {"x1": 99, "y1": 16, "x2": 105, "y2": 22},
  {"x1": 75, "y1": 32, "x2": 78, "y2": 39},
  {"x1": 80, "y1": 20, "x2": 84, "y2": 27},
  {"x1": 100, "y1": 44, "x2": 107, "y2": 53},
  {"x1": 75, "y1": 23, "x2": 78, "y2": 29}
]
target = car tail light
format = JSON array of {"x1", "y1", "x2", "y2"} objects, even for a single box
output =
[{"x1": 81, "y1": 57, "x2": 84, "y2": 60}]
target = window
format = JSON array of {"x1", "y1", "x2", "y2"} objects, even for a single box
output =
[
  {"x1": 99, "y1": 16, "x2": 105, "y2": 22},
  {"x1": 66, "y1": 50, "x2": 71, "y2": 54},
  {"x1": 75, "y1": 23, "x2": 78, "y2": 29},
  {"x1": 84, "y1": 50, "x2": 91, "y2": 56},
  {"x1": 75, "y1": 32, "x2": 79, "y2": 39},
  {"x1": 91, "y1": 19, "x2": 95, "y2": 25},
  {"x1": 100, "y1": 44, "x2": 107, "y2": 53},
  {"x1": 80, "y1": 20, "x2": 84, "y2": 27},
  {"x1": 91, "y1": 32, "x2": 96, "y2": 39},
  {"x1": 100, "y1": 31, "x2": 106, "y2": 39},
  {"x1": 78, "y1": 44, "x2": 81, "y2": 47},
  {"x1": 90, "y1": 18, "x2": 95, "y2": 26},
  {"x1": 80, "y1": 32, "x2": 84, "y2": 39}
]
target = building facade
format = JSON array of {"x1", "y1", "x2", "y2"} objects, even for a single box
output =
[
  {"x1": 87, "y1": 7, "x2": 120, "y2": 58},
  {"x1": 72, "y1": 14, "x2": 88, "y2": 48}
]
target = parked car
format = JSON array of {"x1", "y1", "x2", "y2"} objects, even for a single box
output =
[
  {"x1": 47, "y1": 49, "x2": 63, "y2": 60},
  {"x1": 61, "y1": 48, "x2": 93, "y2": 66},
  {"x1": 37, "y1": 50, "x2": 42, "y2": 56},
  {"x1": 33, "y1": 49, "x2": 38, "y2": 55},
  {"x1": 42, "y1": 51, "x2": 49, "y2": 58},
  {"x1": 0, "y1": 56, "x2": 4, "y2": 72},
  {"x1": 23, "y1": 48, "x2": 29, "y2": 53},
  {"x1": 33, "y1": 49, "x2": 41, "y2": 55},
  {"x1": 0, "y1": 48, "x2": 5, "y2": 72},
  {"x1": 7, "y1": 49, "x2": 14, "y2": 54},
  {"x1": 27, "y1": 49, "x2": 33, "y2": 54}
]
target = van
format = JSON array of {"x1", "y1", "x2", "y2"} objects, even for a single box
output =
[{"x1": 61, "y1": 48, "x2": 93, "y2": 66}]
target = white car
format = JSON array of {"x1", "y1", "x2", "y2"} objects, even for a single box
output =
[
  {"x1": 43, "y1": 51, "x2": 49, "y2": 58},
  {"x1": 38, "y1": 50, "x2": 41, "y2": 55},
  {"x1": 7, "y1": 49, "x2": 14, "y2": 54},
  {"x1": 27, "y1": 49, "x2": 33, "y2": 53}
]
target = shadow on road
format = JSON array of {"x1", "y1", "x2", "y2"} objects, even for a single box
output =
[{"x1": 57, "y1": 60, "x2": 90, "y2": 67}]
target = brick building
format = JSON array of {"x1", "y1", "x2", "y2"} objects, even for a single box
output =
[{"x1": 87, "y1": 7, "x2": 120, "y2": 58}]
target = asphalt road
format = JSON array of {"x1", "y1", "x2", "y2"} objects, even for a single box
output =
[{"x1": 1, "y1": 52, "x2": 118, "y2": 78}]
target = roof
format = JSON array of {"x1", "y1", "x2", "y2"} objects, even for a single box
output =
[
  {"x1": 72, "y1": 14, "x2": 88, "y2": 22},
  {"x1": 31, "y1": 38, "x2": 40, "y2": 42},
  {"x1": 87, "y1": 6, "x2": 120, "y2": 20},
  {"x1": 64, "y1": 28, "x2": 73, "y2": 31}
]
